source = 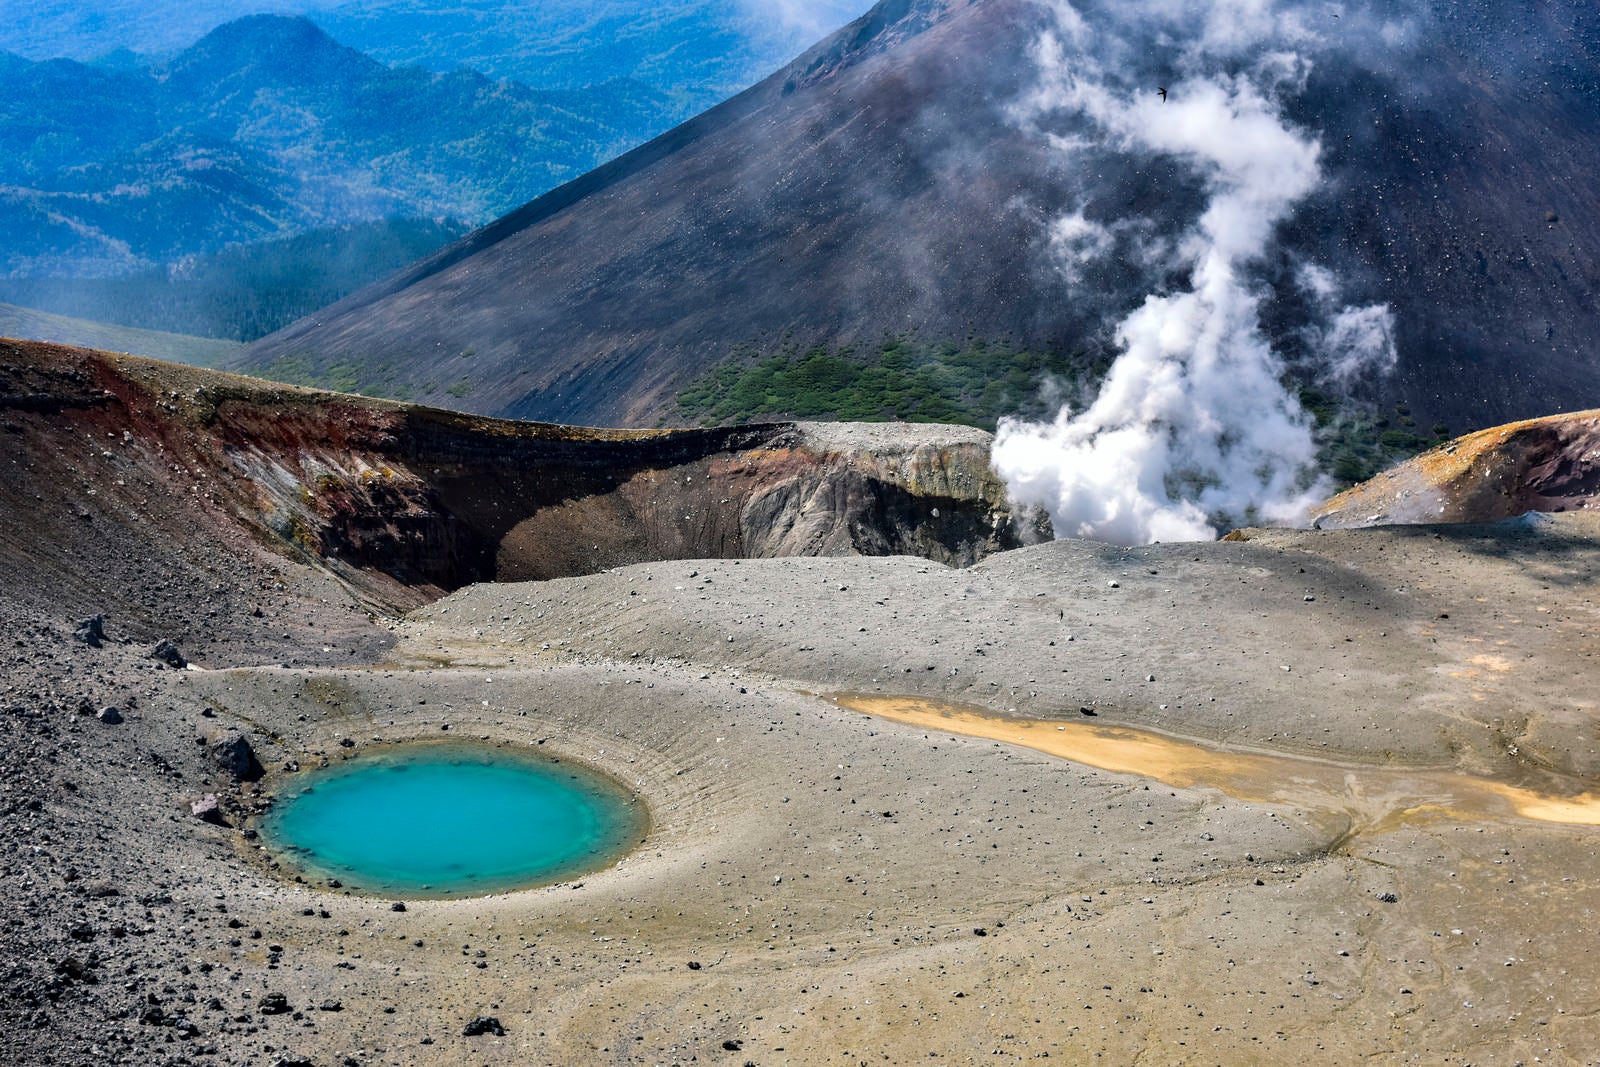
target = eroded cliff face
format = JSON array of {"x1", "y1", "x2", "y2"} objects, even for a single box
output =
[
  {"x1": 1313, "y1": 410, "x2": 1600, "y2": 529},
  {"x1": 0, "y1": 339, "x2": 1036, "y2": 624},
  {"x1": 494, "y1": 422, "x2": 1046, "y2": 581},
  {"x1": 753, "y1": 422, "x2": 1044, "y2": 564}
]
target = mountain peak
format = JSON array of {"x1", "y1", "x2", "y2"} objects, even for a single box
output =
[
  {"x1": 191, "y1": 14, "x2": 333, "y2": 50},
  {"x1": 239, "y1": 0, "x2": 1600, "y2": 437},
  {"x1": 164, "y1": 14, "x2": 379, "y2": 91},
  {"x1": 90, "y1": 46, "x2": 149, "y2": 72}
]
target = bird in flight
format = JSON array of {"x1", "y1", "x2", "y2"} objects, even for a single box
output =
[{"x1": 1157, "y1": 87, "x2": 1168, "y2": 102}]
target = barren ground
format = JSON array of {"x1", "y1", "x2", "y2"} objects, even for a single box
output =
[{"x1": 6, "y1": 508, "x2": 1599, "y2": 1065}]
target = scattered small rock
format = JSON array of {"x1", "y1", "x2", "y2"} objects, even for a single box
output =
[
  {"x1": 462, "y1": 1015, "x2": 505, "y2": 1037},
  {"x1": 390, "y1": 901, "x2": 406, "y2": 912},
  {"x1": 151, "y1": 639, "x2": 187, "y2": 668},
  {"x1": 54, "y1": 956, "x2": 95, "y2": 983},
  {"x1": 721, "y1": 1039, "x2": 743, "y2": 1051},
  {"x1": 258, "y1": 992, "x2": 292, "y2": 1015},
  {"x1": 191, "y1": 794, "x2": 227, "y2": 826},
  {"x1": 1377, "y1": 891, "x2": 1399, "y2": 903},
  {"x1": 206, "y1": 730, "x2": 264, "y2": 781},
  {"x1": 73, "y1": 616, "x2": 106, "y2": 647}
]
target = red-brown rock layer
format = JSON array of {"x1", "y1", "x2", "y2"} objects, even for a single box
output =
[
  {"x1": 1313, "y1": 410, "x2": 1600, "y2": 529},
  {"x1": 0, "y1": 338, "x2": 1037, "y2": 642}
]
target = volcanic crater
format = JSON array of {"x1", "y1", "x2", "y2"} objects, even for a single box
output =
[{"x1": 4, "y1": 337, "x2": 1600, "y2": 1065}]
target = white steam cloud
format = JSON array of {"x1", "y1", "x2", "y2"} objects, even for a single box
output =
[
  {"x1": 1297, "y1": 263, "x2": 1398, "y2": 388},
  {"x1": 993, "y1": 0, "x2": 1396, "y2": 544},
  {"x1": 1047, "y1": 209, "x2": 1115, "y2": 285}
]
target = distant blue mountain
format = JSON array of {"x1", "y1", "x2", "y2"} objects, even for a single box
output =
[
  {"x1": 0, "y1": 15, "x2": 676, "y2": 277},
  {"x1": 0, "y1": 4, "x2": 871, "y2": 344},
  {"x1": 314, "y1": 0, "x2": 866, "y2": 92},
  {"x1": 3, "y1": 1, "x2": 872, "y2": 101},
  {"x1": 2, "y1": 218, "x2": 469, "y2": 343}
]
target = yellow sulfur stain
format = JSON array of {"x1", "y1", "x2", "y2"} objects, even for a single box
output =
[{"x1": 834, "y1": 693, "x2": 1600, "y2": 829}]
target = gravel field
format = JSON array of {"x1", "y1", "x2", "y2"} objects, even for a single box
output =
[{"x1": 6, "y1": 512, "x2": 1598, "y2": 1065}]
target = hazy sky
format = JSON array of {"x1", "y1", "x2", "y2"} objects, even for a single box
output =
[{"x1": 5, "y1": 0, "x2": 873, "y2": 62}]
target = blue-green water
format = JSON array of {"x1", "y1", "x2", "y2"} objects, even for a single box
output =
[{"x1": 258, "y1": 744, "x2": 647, "y2": 897}]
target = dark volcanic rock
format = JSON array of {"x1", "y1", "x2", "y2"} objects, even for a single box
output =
[
  {"x1": 258, "y1": 991, "x2": 291, "y2": 1015},
  {"x1": 52, "y1": 957, "x2": 95, "y2": 984},
  {"x1": 462, "y1": 1015, "x2": 505, "y2": 1036},
  {"x1": 72, "y1": 616, "x2": 105, "y2": 648},
  {"x1": 150, "y1": 639, "x2": 186, "y2": 669},
  {"x1": 206, "y1": 731, "x2": 264, "y2": 782},
  {"x1": 96, "y1": 706, "x2": 123, "y2": 725}
]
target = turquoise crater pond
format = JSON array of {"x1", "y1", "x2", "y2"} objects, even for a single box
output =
[{"x1": 258, "y1": 743, "x2": 648, "y2": 897}]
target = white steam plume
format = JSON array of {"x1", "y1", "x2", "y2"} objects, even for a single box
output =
[
  {"x1": 1297, "y1": 263, "x2": 1398, "y2": 388},
  {"x1": 1047, "y1": 209, "x2": 1115, "y2": 286},
  {"x1": 994, "y1": 0, "x2": 1394, "y2": 544}
]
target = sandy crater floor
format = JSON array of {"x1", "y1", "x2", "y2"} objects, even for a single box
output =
[{"x1": 9, "y1": 513, "x2": 1600, "y2": 1066}]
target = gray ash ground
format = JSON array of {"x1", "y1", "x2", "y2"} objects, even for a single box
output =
[
  {"x1": 0, "y1": 613, "x2": 250, "y2": 1066},
  {"x1": 0, "y1": 559, "x2": 393, "y2": 1067},
  {"x1": 4, "y1": 514, "x2": 1600, "y2": 1065}
]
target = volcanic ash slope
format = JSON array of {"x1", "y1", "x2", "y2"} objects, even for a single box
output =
[{"x1": 167, "y1": 513, "x2": 1600, "y2": 1064}]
